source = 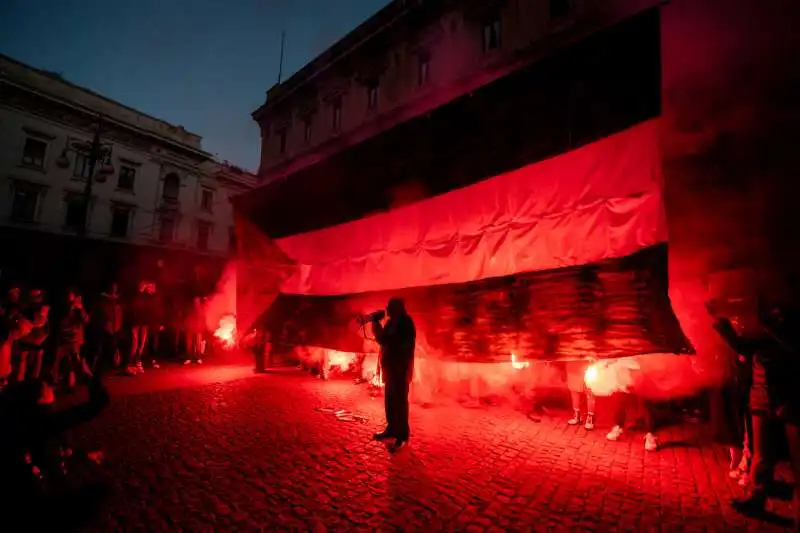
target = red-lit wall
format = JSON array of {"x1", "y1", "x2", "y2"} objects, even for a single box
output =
[{"x1": 661, "y1": 0, "x2": 800, "y2": 378}]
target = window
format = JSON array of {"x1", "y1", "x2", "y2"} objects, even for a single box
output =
[
  {"x1": 196, "y1": 221, "x2": 211, "y2": 251},
  {"x1": 64, "y1": 198, "x2": 87, "y2": 232},
  {"x1": 21, "y1": 138, "x2": 47, "y2": 168},
  {"x1": 10, "y1": 185, "x2": 40, "y2": 222},
  {"x1": 549, "y1": 0, "x2": 572, "y2": 19},
  {"x1": 367, "y1": 81, "x2": 379, "y2": 112},
  {"x1": 303, "y1": 117, "x2": 313, "y2": 143},
  {"x1": 118, "y1": 165, "x2": 136, "y2": 191},
  {"x1": 418, "y1": 56, "x2": 430, "y2": 86},
  {"x1": 110, "y1": 206, "x2": 131, "y2": 238},
  {"x1": 162, "y1": 173, "x2": 180, "y2": 202},
  {"x1": 73, "y1": 152, "x2": 93, "y2": 179},
  {"x1": 482, "y1": 17, "x2": 501, "y2": 52},
  {"x1": 228, "y1": 226, "x2": 237, "y2": 253},
  {"x1": 332, "y1": 98, "x2": 342, "y2": 132},
  {"x1": 278, "y1": 128, "x2": 288, "y2": 155},
  {"x1": 201, "y1": 188, "x2": 214, "y2": 212},
  {"x1": 159, "y1": 216, "x2": 176, "y2": 242}
]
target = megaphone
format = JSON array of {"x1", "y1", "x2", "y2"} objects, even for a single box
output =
[{"x1": 356, "y1": 309, "x2": 386, "y2": 326}]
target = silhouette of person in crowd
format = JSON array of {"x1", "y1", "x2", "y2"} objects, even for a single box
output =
[
  {"x1": 372, "y1": 298, "x2": 416, "y2": 452},
  {"x1": 711, "y1": 299, "x2": 800, "y2": 529}
]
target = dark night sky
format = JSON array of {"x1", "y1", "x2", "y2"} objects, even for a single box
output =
[{"x1": 0, "y1": 0, "x2": 390, "y2": 171}]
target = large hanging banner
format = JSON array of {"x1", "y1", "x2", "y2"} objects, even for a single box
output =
[
  {"x1": 275, "y1": 119, "x2": 665, "y2": 296},
  {"x1": 265, "y1": 244, "x2": 691, "y2": 363}
]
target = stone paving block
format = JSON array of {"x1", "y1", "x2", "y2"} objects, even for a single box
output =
[{"x1": 64, "y1": 370, "x2": 795, "y2": 532}]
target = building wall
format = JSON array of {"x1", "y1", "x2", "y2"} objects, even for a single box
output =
[
  {"x1": 660, "y1": 0, "x2": 800, "y2": 375},
  {"x1": 0, "y1": 56, "x2": 203, "y2": 149},
  {"x1": 254, "y1": 0, "x2": 661, "y2": 182},
  {"x1": 0, "y1": 106, "x2": 244, "y2": 255},
  {"x1": 240, "y1": 7, "x2": 661, "y2": 239},
  {"x1": 0, "y1": 52, "x2": 258, "y2": 262}
]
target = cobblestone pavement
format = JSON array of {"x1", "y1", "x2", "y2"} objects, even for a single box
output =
[{"x1": 61, "y1": 367, "x2": 794, "y2": 532}]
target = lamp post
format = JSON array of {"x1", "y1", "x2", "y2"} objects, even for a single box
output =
[{"x1": 55, "y1": 116, "x2": 115, "y2": 237}]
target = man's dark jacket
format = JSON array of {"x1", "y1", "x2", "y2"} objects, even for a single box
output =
[{"x1": 376, "y1": 314, "x2": 416, "y2": 384}]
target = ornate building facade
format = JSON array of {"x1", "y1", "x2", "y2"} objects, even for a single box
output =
[
  {"x1": 238, "y1": 0, "x2": 799, "y2": 375},
  {"x1": 0, "y1": 53, "x2": 255, "y2": 288}
]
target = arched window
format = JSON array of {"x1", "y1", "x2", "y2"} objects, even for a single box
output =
[{"x1": 163, "y1": 173, "x2": 180, "y2": 202}]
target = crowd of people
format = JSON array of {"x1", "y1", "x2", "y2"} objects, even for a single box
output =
[
  {"x1": 709, "y1": 299, "x2": 800, "y2": 525},
  {"x1": 0, "y1": 280, "x2": 212, "y2": 392},
  {"x1": 0, "y1": 277, "x2": 218, "y2": 527}
]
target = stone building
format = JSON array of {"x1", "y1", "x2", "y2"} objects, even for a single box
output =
[
  {"x1": 237, "y1": 0, "x2": 799, "y2": 372},
  {"x1": 0, "y1": 53, "x2": 255, "y2": 288}
]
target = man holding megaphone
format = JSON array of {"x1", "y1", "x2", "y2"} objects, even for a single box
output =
[{"x1": 370, "y1": 298, "x2": 416, "y2": 452}]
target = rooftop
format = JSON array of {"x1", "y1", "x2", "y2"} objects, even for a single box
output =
[
  {"x1": 252, "y1": 0, "x2": 414, "y2": 119},
  {"x1": 0, "y1": 53, "x2": 208, "y2": 154}
]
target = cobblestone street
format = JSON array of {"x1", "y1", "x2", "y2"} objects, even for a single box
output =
[{"x1": 63, "y1": 365, "x2": 793, "y2": 532}]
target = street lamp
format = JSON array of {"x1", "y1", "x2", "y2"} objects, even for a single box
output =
[{"x1": 55, "y1": 116, "x2": 115, "y2": 237}]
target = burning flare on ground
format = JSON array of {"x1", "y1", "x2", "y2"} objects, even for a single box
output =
[
  {"x1": 326, "y1": 350, "x2": 356, "y2": 372},
  {"x1": 510, "y1": 353, "x2": 529, "y2": 370},
  {"x1": 214, "y1": 314, "x2": 237, "y2": 349}
]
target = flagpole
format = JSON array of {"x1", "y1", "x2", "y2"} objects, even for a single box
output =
[{"x1": 277, "y1": 30, "x2": 286, "y2": 84}]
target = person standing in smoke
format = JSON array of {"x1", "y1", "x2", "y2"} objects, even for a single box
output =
[
  {"x1": 372, "y1": 298, "x2": 416, "y2": 452},
  {"x1": 52, "y1": 288, "x2": 92, "y2": 389},
  {"x1": 184, "y1": 296, "x2": 205, "y2": 365},
  {"x1": 16, "y1": 288, "x2": 49, "y2": 382},
  {"x1": 252, "y1": 327, "x2": 271, "y2": 374},
  {"x1": 710, "y1": 299, "x2": 800, "y2": 528},
  {"x1": 90, "y1": 283, "x2": 123, "y2": 375},
  {"x1": 0, "y1": 284, "x2": 23, "y2": 389},
  {"x1": 128, "y1": 281, "x2": 154, "y2": 374},
  {"x1": 566, "y1": 360, "x2": 596, "y2": 430}
]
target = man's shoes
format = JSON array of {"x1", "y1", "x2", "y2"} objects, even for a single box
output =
[
  {"x1": 391, "y1": 440, "x2": 408, "y2": 453},
  {"x1": 373, "y1": 431, "x2": 393, "y2": 441},
  {"x1": 731, "y1": 494, "x2": 768, "y2": 517},
  {"x1": 644, "y1": 432, "x2": 659, "y2": 452},
  {"x1": 606, "y1": 425, "x2": 624, "y2": 441}
]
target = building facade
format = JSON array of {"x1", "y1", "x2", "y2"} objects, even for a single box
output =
[
  {"x1": 239, "y1": 0, "x2": 799, "y2": 373},
  {"x1": 0, "y1": 54, "x2": 255, "y2": 287},
  {"x1": 252, "y1": 0, "x2": 658, "y2": 185},
  {"x1": 243, "y1": 0, "x2": 661, "y2": 238}
]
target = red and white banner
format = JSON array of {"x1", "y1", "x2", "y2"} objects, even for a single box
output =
[{"x1": 275, "y1": 119, "x2": 665, "y2": 296}]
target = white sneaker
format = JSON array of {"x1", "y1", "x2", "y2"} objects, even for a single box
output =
[
  {"x1": 567, "y1": 410, "x2": 581, "y2": 426},
  {"x1": 584, "y1": 414, "x2": 595, "y2": 431},
  {"x1": 184, "y1": 360, "x2": 192, "y2": 365},
  {"x1": 606, "y1": 425, "x2": 624, "y2": 441},
  {"x1": 644, "y1": 432, "x2": 659, "y2": 451},
  {"x1": 196, "y1": 359, "x2": 203, "y2": 364}
]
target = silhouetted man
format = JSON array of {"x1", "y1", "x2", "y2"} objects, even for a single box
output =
[{"x1": 372, "y1": 298, "x2": 416, "y2": 452}]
